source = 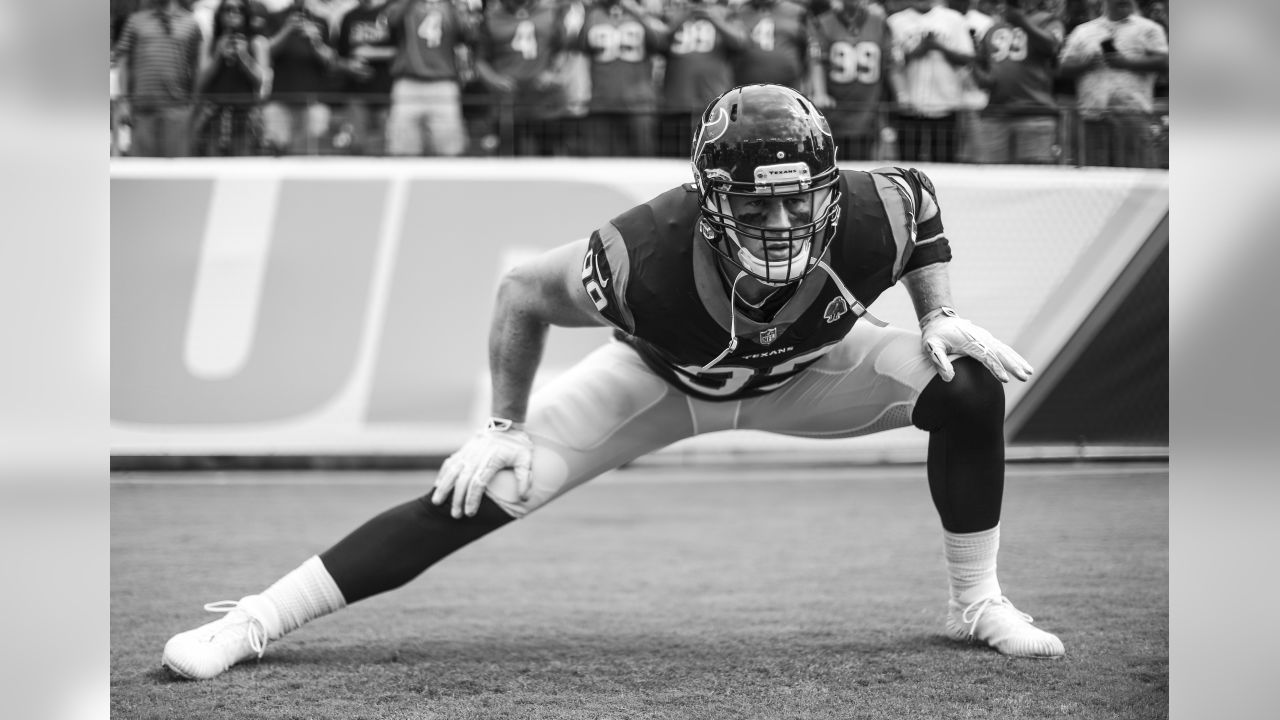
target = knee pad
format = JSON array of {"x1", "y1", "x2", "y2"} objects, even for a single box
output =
[{"x1": 913, "y1": 357, "x2": 1005, "y2": 431}]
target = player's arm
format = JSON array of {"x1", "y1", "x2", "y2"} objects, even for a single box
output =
[
  {"x1": 430, "y1": 238, "x2": 606, "y2": 518},
  {"x1": 891, "y1": 168, "x2": 1033, "y2": 384},
  {"x1": 1055, "y1": 29, "x2": 1096, "y2": 76},
  {"x1": 488, "y1": 238, "x2": 605, "y2": 424},
  {"x1": 700, "y1": 5, "x2": 747, "y2": 51}
]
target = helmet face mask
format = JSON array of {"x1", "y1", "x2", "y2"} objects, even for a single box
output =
[{"x1": 692, "y1": 84, "x2": 842, "y2": 286}]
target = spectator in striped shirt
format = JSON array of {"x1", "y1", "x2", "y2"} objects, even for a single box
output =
[
  {"x1": 886, "y1": 0, "x2": 975, "y2": 162},
  {"x1": 112, "y1": 0, "x2": 205, "y2": 157}
]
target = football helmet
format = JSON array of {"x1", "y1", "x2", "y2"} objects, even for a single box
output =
[{"x1": 692, "y1": 84, "x2": 842, "y2": 286}]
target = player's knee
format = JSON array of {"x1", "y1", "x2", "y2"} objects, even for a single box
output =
[
  {"x1": 416, "y1": 493, "x2": 519, "y2": 526},
  {"x1": 912, "y1": 357, "x2": 1005, "y2": 431}
]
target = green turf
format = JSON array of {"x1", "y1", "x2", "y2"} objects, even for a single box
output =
[{"x1": 111, "y1": 464, "x2": 1168, "y2": 719}]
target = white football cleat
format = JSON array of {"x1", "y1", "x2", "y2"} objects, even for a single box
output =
[
  {"x1": 162, "y1": 596, "x2": 275, "y2": 680},
  {"x1": 947, "y1": 595, "x2": 1065, "y2": 658}
]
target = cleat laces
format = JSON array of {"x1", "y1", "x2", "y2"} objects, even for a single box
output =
[
  {"x1": 959, "y1": 596, "x2": 1033, "y2": 639},
  {"x1": 201, "y1": 600, "x2": 268, "y2": 658}
]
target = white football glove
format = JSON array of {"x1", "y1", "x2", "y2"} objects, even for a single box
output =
[
  {"x1": 431, "y1": 420, "x2": 533, "y2": 518},
  {"x1": 920, "y1": 308, "x2": 1034, "y2": 383}
]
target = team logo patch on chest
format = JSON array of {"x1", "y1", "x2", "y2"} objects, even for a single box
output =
[
  {"x1": 759, "y1": 327, "x2": 778, "y2": 345},
  {"x1": 824, "y1": 296, "x2": 849, "y2": 323}
]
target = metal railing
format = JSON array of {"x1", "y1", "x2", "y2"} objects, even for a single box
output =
[{"x1": 109, "y1": 94, "x2": 1169, "y2": 169}]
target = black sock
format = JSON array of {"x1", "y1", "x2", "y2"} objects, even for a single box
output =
[
  {"x1": 911, "y1": 357, "x2": 1006, "y2": 533},
  {"x1": 319, "y1": 494, "x2": 516, "y2": 604}
]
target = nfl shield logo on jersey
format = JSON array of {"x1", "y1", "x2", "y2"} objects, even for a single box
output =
[
  {"x1": 759, "y1": 327, "x2": 778, "y2": 345},
  {"x1": 824, "y1": 297, "x2": 849, "y2": 323}
]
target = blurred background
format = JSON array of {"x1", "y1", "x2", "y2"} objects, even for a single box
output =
[
  {"x1": 107, "y1": 0, "x2": 1170, "y2": 167},
  {"x1": 108, "y1": 0, "x2": 1171, "y2": 468}
]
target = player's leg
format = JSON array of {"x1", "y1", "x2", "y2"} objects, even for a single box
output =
[
  {"x1": 911, "y1": 357, "x2": 1063, "y2": 657},
  {"x1": 162, "y1": 341, "x2": 697, "y2": 679},
  {"x1": 973, "y1": 114, "x2": 1012, "y2": 164},
  {"x1": 386, "y1": 80, "x2": 424, "y2": 157},
  {"x1": 423, "y1": 81, "x2": 468, "y2": 157},
  {"x1": 1011, "y1": 116, "x2": 1058, "y2": 165},
  {"x1": 741, "y1": 323, "x2": 1063, "y2": 658}
]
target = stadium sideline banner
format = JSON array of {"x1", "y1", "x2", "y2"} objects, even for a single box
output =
[{"x1": 111, "y1": 159, "x2": 1168, "y2": 460}]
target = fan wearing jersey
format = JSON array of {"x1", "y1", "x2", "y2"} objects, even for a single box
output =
[
  {"x1": 333, "y1": 0, "x2": 398, "y2": 155},
  {"x1": 810, "y1": 0, "x2": 897, "y2": 161},
  {"x1": 657, "y1": 0, "x2": 746, "y2": 158},
  {"x1": 160, "y1": 83, "x2": 1064, "y2": 683},
  {"x1": 475, "y1": 0, "x2": 573, "y2": 156},
  {"x1": 385, "y1": 0, "x2": 476, "y2": 156},
  {"x1": 971, "y1": 0, "x2": 1065, "y2": 163},
  {"x1": 731, "y1": 0, "x2": 818, "y2": 92},
  {"x1": 574, "y1": 0, "x2": 672, "y2": 157}
]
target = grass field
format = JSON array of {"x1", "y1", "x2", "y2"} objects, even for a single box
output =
[{"x1": 110, "y1": 463, "x2": 1168, "y2": 719}]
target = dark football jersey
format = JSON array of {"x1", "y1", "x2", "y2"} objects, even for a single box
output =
[
  {"x1": 660, "y1": 5, "x2": 742, "y2": 112},
  {"x1": 388, "y1": 0, "x2": 473, "y2": 81},
  {"x1": 336, "y1": 4, "x2": 397, "y2": 96},
  {"x1": 732, "y1": 0, "x2": 812, "y2": 90},
  {"x1": 261, "y1": 7, "x2": 334, "y2": 95},
  {"x1": 812, "y1": 9, "x2": 891, "y2": 137},
  {"x1": 578, "y1": 3, "x2": 664, "y2": 111},
  {"x1": 581, "y1": 167, "x2": 951, "y2": 400},
  {"x1": 979, "y1": 10, "x2": 1064, "y2": 115},
  {"x1": 480, "y1": 0, "x2": 567, "y2": 83}
]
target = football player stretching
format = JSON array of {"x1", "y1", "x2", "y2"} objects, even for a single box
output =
[{"x1": 162, "y1": 83, "x2": 1062, "y2": 681}]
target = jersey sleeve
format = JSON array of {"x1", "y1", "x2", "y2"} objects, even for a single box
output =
[
  {"x1": 112, "y1": 14, "x2": 137, "y2": 63},
  {"x1": 874, "y1": 166, "x2": 953, "y2": 274},
  {"x1": 581, "y1": 222, "x2": 636, "y2": 334}
]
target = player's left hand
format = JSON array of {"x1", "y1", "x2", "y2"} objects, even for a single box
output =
[
  {"x1": 920, "y1": 309, "x2": 1034, "y2": 383},
  {"x1": 431, "y1": 424, "x2": 534, "y2": 518}
]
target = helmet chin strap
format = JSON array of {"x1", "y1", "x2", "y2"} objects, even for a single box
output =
[{"x1": 701, "y1": 270, "x2": 747, "y2": 372}]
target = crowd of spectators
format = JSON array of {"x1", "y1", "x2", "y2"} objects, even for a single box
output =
[{"x1": 109, "y1": 0, "x2": 1169, "y2": 166}]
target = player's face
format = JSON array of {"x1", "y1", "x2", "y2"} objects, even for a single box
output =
[{"x1": 726, "y1": 193, "x2": 815, "y2": 261}]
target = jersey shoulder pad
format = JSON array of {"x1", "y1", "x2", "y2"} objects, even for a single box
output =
[{"x1": 869, "y1": 166, "x2": 940, "y2": 221}]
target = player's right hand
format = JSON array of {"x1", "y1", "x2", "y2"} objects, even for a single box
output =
[{"x1": 431, "y1": 425, "x2": 534, "y2": 518}]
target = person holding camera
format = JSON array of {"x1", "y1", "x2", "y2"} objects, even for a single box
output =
[
  {"x1": 261, "y1": 0, "x2": 339, "y2": 155},
  {"x1": 886, "y1": 0, "x2": 975, "y2": 163},
  {"x1": 970, "y1": 0, "x2": 1065, "y2": 164},
  {"x1": 1058, "y1": 0, "x2": 1167, "y2": 166},
  {"x1": 194, "y1": 0, "x2": 272, "y2": 156}
]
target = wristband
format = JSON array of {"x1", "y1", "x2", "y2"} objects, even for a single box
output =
[
  {"x1": 486, "y1": 417, "x2": 522, "y2": 432},
  {"x1": 919, "y1": 306, "x2": 958, "y2": 328}
]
